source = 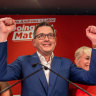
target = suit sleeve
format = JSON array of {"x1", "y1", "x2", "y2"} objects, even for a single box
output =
[{"x1": 0, "y1": 42, "x2": 22, "y2": 81}]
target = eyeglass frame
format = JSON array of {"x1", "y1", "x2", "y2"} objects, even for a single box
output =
[{"x1": 34, "y1": 33, "x2": 56, "y2": 40}]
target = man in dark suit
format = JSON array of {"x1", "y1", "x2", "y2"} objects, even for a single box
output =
[{"x1": 0, "y1": 17, "x2": 96, "y2": 96}]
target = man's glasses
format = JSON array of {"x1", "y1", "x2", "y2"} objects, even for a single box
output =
[{"x1": 34, "y1": 33, "x2": 56, "y2": 40}]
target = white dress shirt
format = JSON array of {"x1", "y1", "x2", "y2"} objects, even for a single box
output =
[{"x1": 37, "y1": 52, "x2": 54, "y2": 84}]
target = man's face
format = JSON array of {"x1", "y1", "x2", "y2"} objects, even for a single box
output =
[
  {"x1": 32, "y1": 26, "x2": 56, "y2": 56},
  {"x1": 75, "y1": 52, "x2": 91, "y2": 71}
]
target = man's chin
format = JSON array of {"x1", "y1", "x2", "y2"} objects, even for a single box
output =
[{"x1": 43, "y1": 50, "x2": 52, "y2": 54}]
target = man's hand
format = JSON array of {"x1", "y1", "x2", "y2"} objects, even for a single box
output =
[
  {"x1": 86, "y1": 25, "x2": 96, "y2": 45},
  {"x1": 0, "y1": 17, "x2": 16, "y2": 42}
]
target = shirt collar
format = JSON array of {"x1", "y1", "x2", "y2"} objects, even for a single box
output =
[{"x1": 37, "y1": 51, "x2": 54, "y2": 64}]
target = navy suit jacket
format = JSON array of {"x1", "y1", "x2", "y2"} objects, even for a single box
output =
[{"x1": 0, "y1": 42, "x2": 96, "y2": 96}]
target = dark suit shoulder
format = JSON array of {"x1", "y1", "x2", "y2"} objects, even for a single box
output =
[
  {"x1": 17, "y1": 52, "x2": 38, "y2": 61},
  {"x1": 54, "y1": 56, "x2": 72, "y2": 63}
]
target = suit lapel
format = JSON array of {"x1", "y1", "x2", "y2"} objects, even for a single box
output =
[
  {"x1": 38, "y1": 68, "x2": 48, "y2": 94},
  {"x1": 31, "y1": 53, "x2": 48, "y2": 94},
  {"x1": 48, "y1": 56, "x2": 61, "y2": 95}
]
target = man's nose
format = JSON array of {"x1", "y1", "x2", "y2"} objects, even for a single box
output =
[{"x1": 44, "y1": 36, "x2": 49, "y2": 40}]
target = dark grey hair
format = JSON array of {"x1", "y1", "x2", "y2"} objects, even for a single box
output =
[{"x1": 33, "y1": 22, "x2": 55, "y2": 38}]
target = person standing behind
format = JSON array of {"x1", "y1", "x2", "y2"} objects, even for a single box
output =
[
  {"x1": 0, "y1": 82, "x2": 13, "y2": 96},
  {"x1": 75, "y1": 46, "x2": 96, "y2": 96},
  {"x1": 69, "y1": 46, "x2": 92, "y2": 96},
  {"x1": 70, "y1": 46, "x2": 96, "y2": 96}
]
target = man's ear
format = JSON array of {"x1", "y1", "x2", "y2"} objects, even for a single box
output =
[
  {"x1": 32, "y1": 39, "x2": 36, "y2": 47},
  {"x1": 55, "y1": 37, "x2": 57, "y2": 45}
]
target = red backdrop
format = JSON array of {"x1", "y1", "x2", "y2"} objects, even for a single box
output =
[{"x1": 0, "y1": 15, "x2": 96, "y2": 95}]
